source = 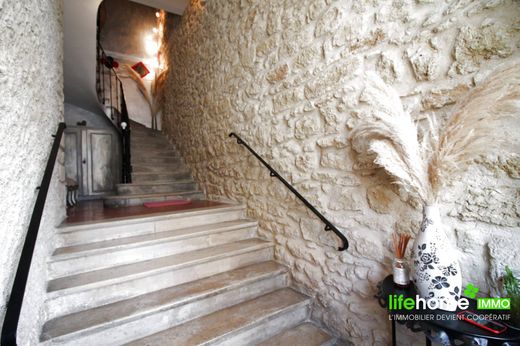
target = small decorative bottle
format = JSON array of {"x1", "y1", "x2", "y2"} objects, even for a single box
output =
[{"x1": 393, "y1": 257, "x2": 410, "y2": 288}]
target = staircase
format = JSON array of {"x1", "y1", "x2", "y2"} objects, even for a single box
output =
[
  {"x1": 40, "y1": 203, "x2": 337, "y2": 345},
  {"x1": 104, "y1": 121, "x2": 204, "y2": 207}
]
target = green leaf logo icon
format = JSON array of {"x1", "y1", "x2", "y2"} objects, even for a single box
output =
[{"x1": 464, "y1": 284, "x2": 479, "y2": 299}]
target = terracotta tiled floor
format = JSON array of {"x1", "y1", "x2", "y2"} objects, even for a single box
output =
[{"x1": 64, "y1": 199, "x2": 226, "y2": 225}]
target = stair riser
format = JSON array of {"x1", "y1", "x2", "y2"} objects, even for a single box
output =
[
  {"x1": 103, "y1": 191, "x2": 204, "y2": 208},
  {"x1": 131, "y1": 132, "x2": 164, "y2": 140},
  {"x1": 209, "y1": 302, "x2": 310, "y2": 346},
  {"x1": 132, "y1": 172, "x2": 191, "y2": 183},
  {"x1": 130, "y1": 141, "x2": 173, "y2": 149},
  {"x1": 43, "y1": 273, "x2": 288, "y2": 345},
  {"x1": 131, "y1": 165, "x2": 186, "y2": 173},
  {"x1": 45, "y1": 247, "x2": 273, "y2": 318},
  {"x1": 50, "y1": 227, "x2": 257, "y2": 278},
  {"x1": 131, "y1": 152, "x2": 180, "y2": 160},
  {"x1": 58, "y1": 208, "x2": 245, "y2": 246},
  {"x1": 131, "y1": 157, "x2": 181, "y2": 165},
  {"x1": 117, "y1": 182, "x2": 197, "y2": 195}
]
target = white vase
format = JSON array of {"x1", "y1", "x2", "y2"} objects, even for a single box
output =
[{"x1": 411, "y1": 204, "x2": 462, "y2": 311}]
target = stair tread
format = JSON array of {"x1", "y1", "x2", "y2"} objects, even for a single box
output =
[
  {"x1": 132, "y1": 152, "x2": 179, "y2": 157},
  {"x1": 41, "y1": 261, "x2": 286, "y2": 341},
  {"x1": 132, "y1": 170, "x2": 190, "y2": 176},
  {"x1": 58, "y1": 203, "x2": 242, "y2": 230},
  {"x1": 103, "y1": 191, "x2": 200, "y2": 200},
  {"x1": 127, "y1": 288, "x2": 309, "y2": 346},
  {"x1": 47, "y1": 239, "x2": 271, "y2": 292},
  {"x1": 258, "y1": 323, "x2": 333, "y2": 346},
  {"x1": 117, "y1": 179, "x2": 195, "y2": 187},
  {"x1": 52, "y1": 219, "x2": 258, "y2": 259}
]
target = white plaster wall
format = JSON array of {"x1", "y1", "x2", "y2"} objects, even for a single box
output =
[
  {"x1": 0, "y1": 0, "x2": 65, "y2": 344},
  {"x1": 162, "y1": 0, "x2": 520, "y2": 344},
  {"x1": 64, "y1": 0, "x2": 103, "y2": 114}
]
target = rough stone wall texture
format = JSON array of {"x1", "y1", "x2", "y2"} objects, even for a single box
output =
[
  {"x1": 162, "y1": 0, "x2": 520, "y2": 344},
  {"x1": 0, "y1": 0, "x2": 65, "y2": 344}
]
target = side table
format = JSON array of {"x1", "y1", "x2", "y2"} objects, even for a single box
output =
[{"x1": 375, "y1": 275, "x2": 520, "y2": 346}]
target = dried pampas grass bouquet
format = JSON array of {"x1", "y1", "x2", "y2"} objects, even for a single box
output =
[{"x1": 351, "y1": 62, "x2": 520, "y2": 205}]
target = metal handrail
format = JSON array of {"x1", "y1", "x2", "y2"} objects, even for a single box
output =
[
  {"x1": 229, "y1": 132, "x2": 349, "y2": 251},
  {"x1": 96, "y1": 42, "x2": 132, "y2": 183},
  {"x1": 1, "y1": 122, "x2": 66, "y2": 345}
]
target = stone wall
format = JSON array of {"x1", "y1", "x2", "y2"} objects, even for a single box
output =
[
  {"x1": 0, "y1": 1, "x2": 65, "y2": 344},
  {"x1": 162, "y1": 0, "x2": 520, "y2": 344}
]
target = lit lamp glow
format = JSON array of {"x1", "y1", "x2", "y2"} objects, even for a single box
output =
[{"x1": 144, "y1": 34, "x2": 159, "y2": 56}]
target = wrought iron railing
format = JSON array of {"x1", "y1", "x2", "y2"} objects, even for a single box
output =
[
  {"x1": 96, "y1": 43, "x2": 132, "y2": 183},
  {"x1": 1, "y1": 123, "x2": 66, "y2": 345},
  {"x1": 229, "y1": 132, "x2": 349, "y2": 251}
]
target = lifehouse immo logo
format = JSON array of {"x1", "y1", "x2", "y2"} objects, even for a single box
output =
[{"x1": 388, "y1": 284, "x2": 511, "y2": 311}]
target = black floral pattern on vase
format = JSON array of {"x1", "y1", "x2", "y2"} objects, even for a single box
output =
[
  {"x1": 449, "y1": 286, "x2": 460, "y2": 301},
  {"x1": 441, "y1": 264, "x2": 458, "y2": 277},
  {"x1": 420, "y1": 217, "x2": 433, "y2": 233},
  {"x1": 415, "y1": 271, "x2": 431, "y2": 283},
  {"x1": 415, "y1": 243, "x2": 440, "y2": 271},
  {"x1": 431, "y1": 276, "x2": 450, "y2": 290}
]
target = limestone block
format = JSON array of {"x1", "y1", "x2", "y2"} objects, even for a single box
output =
[
  {"x1": 407, "y1": 47, "x2": 440, "y2": 81},
  {"x1": 488, "y1": 235, "x2": 520, "y2": 292},
  {"x1": 327, "y1": 189, "x2": 364, "y2": 212},
  {"x1": 453, "y1": 185, "x2": 520, "y2": 227},
  {"x1": 421, "y1": 83, "x2": 470, "y2": 110},
  {"x1": 366, "y1": 185, "x2": 397, "y2": 214},
  {"x1": 296, "y1": 46, "x2": 321, "y2": 69},
  {"x1": 266, "y1": 64, "x2": 289, "y2": 83},
  {"x1": 320, "y1": 152, "x2": 349, "y2": 170},
  {"x1": 376, "y1": 52, "x2": 401, "y2": 83},
  {"x1": 316, "y1": 136, "x2": 348, "y2": 149},
  {"x1": 315, "y1": 6, "x2": 341, "y2": 38},
  {"x1": 451, "y1": 23, "x2": 516, "y2": 75},
  {"x1": 295, "y1": 152, "x2": 318, "y2": 172},
  {"x1": 306, "y1": 0, "x2": 328, "y2": 23},
  {"x1": 294, "y1": 114, "x2": 322, "y2": 139}
]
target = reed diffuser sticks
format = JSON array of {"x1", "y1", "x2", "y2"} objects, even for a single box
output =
[{"x1": 392, "y1": 232, "x2": 411, "y2": 259}]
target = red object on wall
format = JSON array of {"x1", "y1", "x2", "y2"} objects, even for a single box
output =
[{"x1": 131, "y1": 62, "x2": 150, "y2": 78}]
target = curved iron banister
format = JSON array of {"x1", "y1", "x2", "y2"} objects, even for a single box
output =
[
  {"x1": 1, "y1": 122, "x2": 66, "y2": 346},
  {"x1": 229, "y1": 132, "x2": 349, "y2": 251},
  {"x1": 96, "y1": 42, "x2": 132, "y2": 183}
]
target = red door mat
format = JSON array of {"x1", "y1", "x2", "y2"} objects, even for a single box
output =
[{"x1": 143, "y1": 200, "x2": 192, "y2": 208}]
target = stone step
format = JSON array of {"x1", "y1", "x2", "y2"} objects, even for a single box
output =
[
  {"x1": 130, "y1": 136, "x2": 175, "y2": 150},
  {"x1": 58, "y1": 204, "x2": 245, "y2": 246},
  {"x1": 131, "y1": 163, "x2": 188, "y2": 174},
  {"x1": 130, "y1": 133, "x2": 166, "y2": 143},
  {"x1": 131, "y1": 151, "x2": 180, "y2": 160},
  {"x1": 131, "y1": 155, "x2": 182, "y2": 165},
  {"x1": 116, "y1": 180, "x2": 197, "y2": 195},
  {"x1": 130, "y1": 124, "x2": 161, "y2": 134},
  {"x1": 103, "y1": 190, "x2": 204, "y2": 208},
  {"x1": 130, "y1": 127, "x2": 163, "y2": 136},
  {"x1": 131, "y1": 171, "x2": 191, "y2": 183},
  {"x1": 49, "y1": 219, "x2": 258, "y2": 277},
  {"x1": 41, "y1": 262, "x2": 288, "y2": 345},
  {"x1": 45, "y1": 239, "x2": 273, "y2": 318},
  {"x1": 258, "y1": 323, "x2": 336, "y2": 346},
  {"x1": 127, "y1": 288, "x2": 310, "y2": 346}
]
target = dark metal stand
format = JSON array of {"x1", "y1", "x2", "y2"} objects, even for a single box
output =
[{"x1": 376, "y1": 275, "x2": 520, "y2": 345}]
